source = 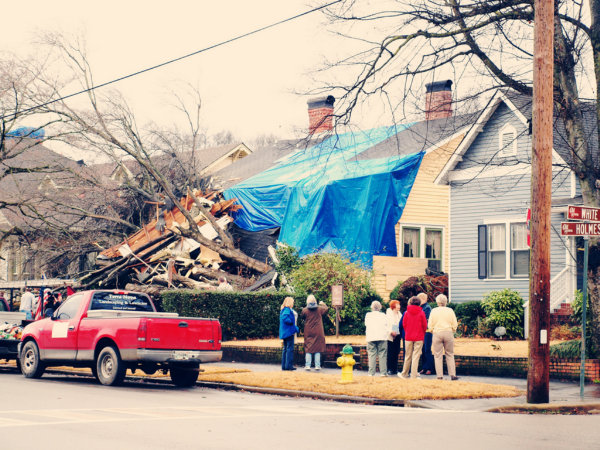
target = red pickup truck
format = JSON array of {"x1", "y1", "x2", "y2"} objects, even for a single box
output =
[{"x1": 19, "y1": 290, "x2": 222, "y2": 387}]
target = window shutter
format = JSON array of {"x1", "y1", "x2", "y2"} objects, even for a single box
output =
[{"x1": 478, "y1": 225, "x2": 487, "y2": 279}]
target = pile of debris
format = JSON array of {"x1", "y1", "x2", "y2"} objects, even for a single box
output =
[{"x1": 78, "y1": 190, "x2": 270, "y2": 295}]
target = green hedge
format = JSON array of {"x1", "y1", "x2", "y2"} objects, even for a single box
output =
[{"x1": 161, "y1": 290, "x2": 308, "y2": 340}]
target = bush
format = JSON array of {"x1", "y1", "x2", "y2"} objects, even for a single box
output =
[
  {"x1": 481, "y1": 289, "x2": 524, "y2": 339},
  {"x1": 550, "y1": 324, "x2": 580, "y2": 341},
  {"x1": 454, "y1": 301, "x2": 486, "y2": 337},
  {"x1": 288, "y1": 253, "x2": 375, "y2": 335},
  {"x1": 161, "y1": 290, "x2": 304, "y2": 340},
  {"x1": 570, "y1": 290, "x2": 597, "y2": 357},
  {"x1": 389, "y1": 274, "x2": 448, "y2": 311},
  {"x1": 571, "y1": 290, "x2": 593, "y2": 328},
  {"x1": 274, "y1": 246, "x2": 302, "y2": 278},
  {"x1": 550, "y1": 339, "x2": 589, "y2": 359}
]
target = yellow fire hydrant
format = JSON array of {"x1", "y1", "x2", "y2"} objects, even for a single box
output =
[{"x1": 336, "y1": 344, "x2": 356, "y2": 384}]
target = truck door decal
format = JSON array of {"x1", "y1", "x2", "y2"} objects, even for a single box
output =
[{"x1": 52, "y1": 322, "x2": 69, "y2": 338}]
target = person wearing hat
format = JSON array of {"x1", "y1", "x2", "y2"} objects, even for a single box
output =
[{"x1": 301, "y1": 294, "x2": 328, "y2": 371}]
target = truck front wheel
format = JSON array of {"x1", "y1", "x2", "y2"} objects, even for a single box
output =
[
  {"x1": 96, "y1": 346, "x2": 126, "y2": 386},
  {"x1": 20, "y1": 341, "x2": 45, "y2": 379},
  {"x1": 170, "y1": 367, "x2": 199, "y2": 387}
]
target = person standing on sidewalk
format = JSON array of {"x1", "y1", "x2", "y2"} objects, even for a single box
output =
[
  {"x1": 429, "y1": 294, "x2": 459, "y2": 380},
  {"x1": 365, "y1": 300, "x2": 390, "y2": 376},
  {"x1": 399, "y1": 296, "x2": 428, "y2": 379},
  {"x1": 301, "y1": 294, "x2": 328, "y2": 371},
  {"x1": 19, "y1": 287, "x2": 35, "y2": 320},
  {"x1": 417, "y1": 292, "x2": 435, "y2": 375},
  {"x1": 279, "y1": 296, "x2": 299, "y2": 371},
  {"x1": 385, "y1": 300, "x2": 402, "y2": 375}
]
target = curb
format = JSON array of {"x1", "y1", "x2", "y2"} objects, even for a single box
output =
[
  {"x1": 193, "y1": 380, "x2": 409, "y2": 407},
  {"x1": 486, "y1": 402, "x2": 600, "y2": 414}
]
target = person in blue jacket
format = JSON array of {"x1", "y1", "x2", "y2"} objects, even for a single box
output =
[{"x1": 279, "y1": 296, "x2": 299, "y2": 371}]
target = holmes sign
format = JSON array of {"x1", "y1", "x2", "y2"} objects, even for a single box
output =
[{"x1": 561, "y1": 222, "x2": 600, "y2": 236}]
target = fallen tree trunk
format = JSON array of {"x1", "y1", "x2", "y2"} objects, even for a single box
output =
[{"x1": 190, "y1": 265, "x2": 251, "y2": 287}]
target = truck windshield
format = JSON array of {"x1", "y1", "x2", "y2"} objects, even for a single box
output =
[{"x1": 90, "y1": 292, "x2": 154, "y2": 312}]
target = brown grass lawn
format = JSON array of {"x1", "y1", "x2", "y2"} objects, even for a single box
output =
[
  {"x1": 196, "y1": 369, "x2": 522, "y2": 400},
  {"x1": 222, "y1": 337, "x2": 565, "y2": 358},
  {"x1": 0, "y1": 361, "x2": 520, "y2": 400}
]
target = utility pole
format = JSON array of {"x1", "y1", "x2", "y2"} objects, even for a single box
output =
[{"x1": 528, "y1": 0, "x2": 554, "y2": 403}]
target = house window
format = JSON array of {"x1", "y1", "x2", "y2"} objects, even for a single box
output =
[
  {"x1": 488, "y1": 224, "x2": 506, "y2": 278},
  {"x1": 402, "y1": 227, "x2": 420, "y2": 257},
  {"x1": 425, "y1": 229, "x2": 442, "y2": 271},
  {"x1": 499, "y1": 124, "x2": 517, "y2": 157},
  {"x1": 400, "y1": 225, "x2": 444, "y2": 270},
  {"x1": 478, "y1": 221, "x2": 530, "y2": 280},
  {"x1": 510, "y1": 223, "x2": 530, "y2": 277}
]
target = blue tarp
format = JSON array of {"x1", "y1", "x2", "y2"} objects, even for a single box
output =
[
  {"x1": 6, "y1": 127, "x2": 45, "y2": 139},
  {"x1": 224, "y1": 125, "x2": 424, "y2": 267}
]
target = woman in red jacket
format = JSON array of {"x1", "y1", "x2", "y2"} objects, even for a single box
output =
[{"x1": 399, "y1": 296, "x2": 428, "y2": 379}]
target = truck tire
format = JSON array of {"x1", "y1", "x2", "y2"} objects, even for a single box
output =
[
  {"x1": 170, "y1": 367, "x2": 199, "y2": 387},
  {"x1": 96, "y1": 346, "x2": 126, "y2": 386},
  {"x1": 20, "y1": 341, "x2": 45, "y2": 379}
]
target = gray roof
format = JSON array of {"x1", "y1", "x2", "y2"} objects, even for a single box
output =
[
  {"x1": 0, "y1": 139, "x2": 126, "y2": 231},
  {"x1": 211, "y1": 139, "x2": 310, "y2": 189},
  {"x1": 213, "y1": 115, "x2": 477, "y2": 190},
  {"x1": 355, "y1": 114, "x2": 477, "y2": 161},
  {"x1": 503, "y1": 90, "x2": 598, "y2": 168}
]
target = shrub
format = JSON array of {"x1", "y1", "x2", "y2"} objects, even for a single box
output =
[
  {"x1": 288, "y1": 253, "x2": 375, "y2": 335},
  {"x1": 570, "y1": 290, "x2": 598, "y2": 357},
  {"x1": 550, "y1": 324, "x2": 580, "y2": 341},
  {"x1": 389, "y1": 274, "x2": 448, "y2": 311},
  {"x1": 481, "y1": 289, "x2": 524, "y2": 339},
  {"x1": 454, "y1": 301, "x2": 486, "y2": 337},
  {"x1": 550, "y1": 339, "x2": 590, "y2": 359},
  {"x1": 274, "y1": 246, "x2": 302, "y2": 278},
  {"x1": 571, "y1": 290, "x2": 593, "y2": 328},
  {"x1": 161, "y1": 290, "x2": 305, "y2": 340}
]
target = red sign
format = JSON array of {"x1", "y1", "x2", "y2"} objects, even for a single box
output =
[
  {"x1": 567, "y1": 205, "x2": 600, "y2": 222},
  {"x1": 526, "y1": 208, "x2": 531, "y2": 247},
  {"x1": 560, "y1": 222, "x2": 600, "y2": 236}
]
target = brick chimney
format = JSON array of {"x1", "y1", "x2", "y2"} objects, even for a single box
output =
[
  {"x1": 307, "y1": 95, "x2": 335, "y2": 134},
  {"x1": 425, "y1": 80, "x2": 453, "y2": 120}
]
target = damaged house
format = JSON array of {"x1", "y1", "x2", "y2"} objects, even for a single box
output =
[{"x1": 214, "y1": 81, "x2": 474, "y2": 300}]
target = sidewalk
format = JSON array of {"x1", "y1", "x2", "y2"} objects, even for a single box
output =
[{"x1": 214, "y1": 361, "x2": 600, "y2": 412}]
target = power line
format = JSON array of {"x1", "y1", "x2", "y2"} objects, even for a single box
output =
[{"x1": 1, "y1": 0, "x2": 342, "y2": 121}]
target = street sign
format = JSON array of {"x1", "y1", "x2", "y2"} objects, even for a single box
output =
[
  {"x1": 560, "y1": 222, "x2": 600, "y2": 236},
  {"x1": 567, "y1": 205, "x2": 600, "y2": 222}
]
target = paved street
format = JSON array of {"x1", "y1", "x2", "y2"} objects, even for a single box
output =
[{"x1": 1, "y1": 365, "x2": 599, "y2": 450}]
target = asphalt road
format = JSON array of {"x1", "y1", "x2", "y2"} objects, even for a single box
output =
[{"x1": 0, "y1": 366, "x2": 598, "y2": 450}]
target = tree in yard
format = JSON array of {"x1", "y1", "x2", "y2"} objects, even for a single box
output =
[
  {"x1": 28, "y1": 33, "x2": 270, "y2": 276},
  {"x1": 288, "y1": 252, "x2": 377, "y2": 334},
  {"x1": 323, "y1": 0, "x2": 600, "y2": 354}
]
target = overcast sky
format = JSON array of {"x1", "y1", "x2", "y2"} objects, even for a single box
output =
[{"x1": 0, "y1": 1, "x2": 352, "y2": 146}]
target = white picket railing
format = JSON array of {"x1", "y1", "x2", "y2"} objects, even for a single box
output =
[
  {"x1": 549, "y1": 266, "x2": 575, "y2": 312},
  {"x1": 523, "y1": 265, "x2": 575, "y2": 336}
]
